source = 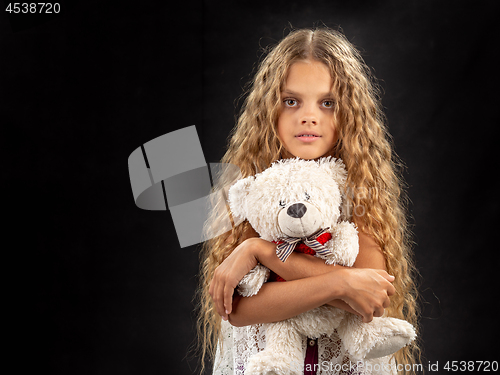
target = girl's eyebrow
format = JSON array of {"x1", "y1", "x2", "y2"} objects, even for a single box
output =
[
  {"x1": 281, "y1": 90, "x2": 301, "y2": 97},
  {"x1": 281, "y1": 89, "x2": 334, "y2": 98}
]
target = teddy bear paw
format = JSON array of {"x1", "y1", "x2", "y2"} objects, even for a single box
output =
[
  {"x1": 364, "y1": 334, "x2": 412, "y2": 360},
  {"x1": 364, "y1": 318, "x2": 416, "y2": 360},
  {"x1": 339, "y1": 316, "x2": 416, "y2": 361},
  {"x1": 237, "y1": 264, "x2": 270, "y2": 297}
]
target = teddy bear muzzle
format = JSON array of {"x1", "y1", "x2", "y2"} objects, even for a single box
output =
[{"x1": 278, "y1": 201, "x2": 323, "y2": 238}]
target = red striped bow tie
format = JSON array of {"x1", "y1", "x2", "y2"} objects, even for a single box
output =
[{"x1": 275, "y1": 228, "x2": 331, "y2": 262}]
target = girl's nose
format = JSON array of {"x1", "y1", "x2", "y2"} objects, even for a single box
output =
[
  {"x1": 300, "y1": 104, "x2": 318, "y2": 125},
  {"x1": 301, "y1": 117, "x2": 317, "y2": 125}
]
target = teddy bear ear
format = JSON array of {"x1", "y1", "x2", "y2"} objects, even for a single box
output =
[
  {"x1": 319, "y1": 157, "x2": 348, "y2": 187},
  {"x1": 228, "y1": 176, "x2": 255, "y2": 222}
]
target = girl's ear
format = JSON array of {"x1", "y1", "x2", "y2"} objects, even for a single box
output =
[
  {"x1": 319, "y1": 157, "x2": 348, "y2": 187},
  {"x1": 228, "y1": 176, "x2": 255, "y2": 222}
]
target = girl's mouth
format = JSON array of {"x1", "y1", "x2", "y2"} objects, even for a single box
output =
[{"x1": 296, "y1": 134, "x2": 321, "y2": 142}]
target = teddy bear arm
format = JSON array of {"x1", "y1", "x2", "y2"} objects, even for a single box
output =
[
  {"x1": 322, "y1": 221, "x2": 359, "y2": 266},
  {"x1": 236, "y1": 264, "x2": 270, "y2": 297},
  {"x1": 314, "y1": 222, "x2": 358, "y2": 266}
]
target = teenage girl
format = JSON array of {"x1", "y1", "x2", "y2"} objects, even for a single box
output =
[{"x1": 197, "y1": 28, "x2": 420, "y2": 375}]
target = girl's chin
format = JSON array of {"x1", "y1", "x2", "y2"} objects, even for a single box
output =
[
  {"x1": 281, "y1": 153, "x2": 329, "y2": 160},
  {"x1": 280, "y1": 148, "x2": 335, "y2": 160},
  {"x1": 279, "y1": 142, "x2": 336, "y2": 160}
]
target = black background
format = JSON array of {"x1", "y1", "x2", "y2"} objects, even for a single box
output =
[{"x1": 2, "y1": 0, "x2": 498, "y2": 374}]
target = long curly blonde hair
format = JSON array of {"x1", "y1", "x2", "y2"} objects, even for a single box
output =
[{"x1": 195, "y1": 27, "x2": 421, "y2": 374}]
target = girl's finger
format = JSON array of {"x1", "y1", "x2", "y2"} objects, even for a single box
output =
[
  {"x1": 223, "y1": 284, "x2": 234, "y2": 316},
  {"x1": 211, "y1": 278, "x2": 225, "y2": 320},
  {"x1": 363, "y1": 312, "x2": 373, "y2": 323},
  {"x1": 374, "y1": 306, "x2": 385, "y2": 318},
  {"x1": 216, "y1": 283, "x2": 227, "y2": 320},
  {"x1": 383, "y1": 297, "x2": 391, "y2": 308},
  {"x1": 387, "y1": 283, "x2": 396, "y2": 296}
]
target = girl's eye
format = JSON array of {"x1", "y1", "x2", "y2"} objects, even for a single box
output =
[
  {"x1": 279, "y1": 200, "x2": 287, "y2": 207},
  {"x1": 322, "y1": 100, "x2": 335, "y2": 108},
  {"x1": 283, "y1": 98, "x2": 298, "y2": 107}
]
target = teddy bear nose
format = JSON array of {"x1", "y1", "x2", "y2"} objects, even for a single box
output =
[{"x1": 287, "y1": 203, "x2": 307, "y2": 219}]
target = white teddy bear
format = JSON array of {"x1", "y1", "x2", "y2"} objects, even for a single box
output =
[{"x1": 228, "y1": 157, "x2": 416, "y2": 375}]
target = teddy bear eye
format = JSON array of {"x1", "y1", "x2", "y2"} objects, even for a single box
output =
[
  {"x1": 279, "y1": 200, "x2": 287, "y2": 207},
  {"x1": 305, "y1": 192, "x2": 310, "y2": 201}
]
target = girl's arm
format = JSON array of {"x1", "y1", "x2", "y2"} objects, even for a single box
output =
[
  {"x1": 229, "y1": 266, "x2": 394, "y2": 327},
  {"x1": 209, "y1": 226, "x2": 393, "y2": 324}
]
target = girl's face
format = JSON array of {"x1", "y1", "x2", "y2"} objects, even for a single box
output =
[{"x1": 277, "y1": 59, "x2": 338, "y2": 160}]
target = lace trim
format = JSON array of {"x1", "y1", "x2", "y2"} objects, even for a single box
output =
[{"x1": 213, "y1": 321, "x2": 396, "y2": 375}]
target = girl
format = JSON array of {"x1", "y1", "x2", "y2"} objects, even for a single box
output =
[{"x1": 197, "y1": 28, "x2": 420, "y2": 375}]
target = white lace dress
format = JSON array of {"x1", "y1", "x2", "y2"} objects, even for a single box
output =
[{"x1": 213, "y1": 320, "x2": 397, "y2": 375}]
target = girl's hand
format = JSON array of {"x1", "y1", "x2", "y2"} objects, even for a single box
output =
[
  {"x1": 336, "y1": 267, "x2": 396, "y2": 323},
  {"x1": 209, "y1": 237, "x2": 266, "y2": 321}
]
